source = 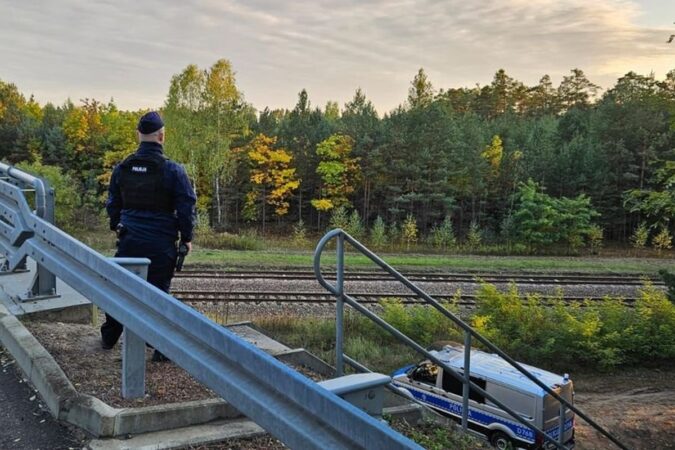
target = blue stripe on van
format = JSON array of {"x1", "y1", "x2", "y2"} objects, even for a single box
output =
[{"x1": 394, "y1": 381, "x2": 573, "y2": 444}]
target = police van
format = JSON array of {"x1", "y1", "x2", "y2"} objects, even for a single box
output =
[{"x1": 392, "y1": 345, "x2": 575, "y2": 449}]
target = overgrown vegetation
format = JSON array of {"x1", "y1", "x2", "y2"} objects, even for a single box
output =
[
  {"x1": 255, "y1": 283, "x2": 675, "y2": 374},
  {"x1": 660, "y1": 269, "x2": 675, "y2": 303},
  {"x1": 193, "y1": 228, "x2": 263, "y2": 251},
  {"x1": 471, "y1": 283, "x2": 675, "y2": 370},
  {"x1": 392, "y1": 418, "x2": 490, "y2": 450}
]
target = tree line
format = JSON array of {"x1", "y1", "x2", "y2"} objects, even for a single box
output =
[{"x1": 0, "y1": 60, "x2": 673, "y2": 250}]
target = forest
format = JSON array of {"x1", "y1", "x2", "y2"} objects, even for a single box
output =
[{"x1": 0, "y1": 60, "x2": 673, "y2": 253}]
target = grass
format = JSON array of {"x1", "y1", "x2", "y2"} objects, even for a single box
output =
[
  {"x1": 253, "y1": 314, "x2": 420, "y2": 374},
  {"x1": 188, "y1": 247, "x2": 673, "y2": 274},
  {"x1": 392, "y1": 418, "x2": 490, "y2": 450},
  {"x1": 71, "y1": 224, "x2": 674, "y2": 275}
]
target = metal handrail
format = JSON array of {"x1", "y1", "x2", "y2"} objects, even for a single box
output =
[
  {"x1": 0, "y1": 162, "x2": 56, "y2": 297},
  {"x1": 0, "y1": 162, "x2": 49, "y2": 219},
  {"x1": 0, "y1": 166, "x2": 422, "y2": 450},
  {"x1": 314, "y1": 228, "x2": 628, "y2": 450}
]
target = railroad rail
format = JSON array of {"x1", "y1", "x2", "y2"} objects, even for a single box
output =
[
  {"x1": 172, "y1": 290, "x2": 638, "y2": 305},
  {"x1": 174, "y1": 269, "x2": 663, "y2": 286}
]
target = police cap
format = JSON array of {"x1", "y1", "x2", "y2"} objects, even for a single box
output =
[{"x1": 137, "y1": 111, "x2": 165, "y2": 134}]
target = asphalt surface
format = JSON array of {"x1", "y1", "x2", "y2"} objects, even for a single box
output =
[{"x1": 0, "y1": 346, "x2": 88, "y2": 450}]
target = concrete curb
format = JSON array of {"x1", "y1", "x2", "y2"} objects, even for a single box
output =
[
  {"x1": 88, "y1": 418, "x2": 267, "y2": 450},
  {"x1": 86, "y1": 405, "x2": 423, "y2": 450},
  {"x1": 0, "y1": 302, "x2": 241, "y2": 438}
]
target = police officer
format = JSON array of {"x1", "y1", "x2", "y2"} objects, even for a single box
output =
[{"x1": 101, "y1": 111, "x2": 196, "y2": 362}]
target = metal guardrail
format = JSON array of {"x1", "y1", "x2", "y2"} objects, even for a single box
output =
[
  {"x1": 0, "y1": 162, "x2": 56, "y2": 298},
  {"x1": 0, "y1": 164, "x2": 423, "y2": 450},
  {"x1": 314, "y1": 229, "x2": 629, "y2": 450}
]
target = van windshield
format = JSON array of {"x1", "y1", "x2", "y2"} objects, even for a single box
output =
[{"x1": 410, "y1": 362, "x2": 438, "y2": 385}]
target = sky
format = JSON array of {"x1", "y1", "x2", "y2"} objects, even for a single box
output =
[{"x1": 1, "y1": 0, "x2": 674, "y2": 114}]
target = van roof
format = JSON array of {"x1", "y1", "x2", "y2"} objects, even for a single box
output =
[{"x1": 432, "y1": 346, "x2": 569, "y2": 396}]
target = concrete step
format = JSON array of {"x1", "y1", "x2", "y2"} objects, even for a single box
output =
[{"x1": 87, "y1": 417, "x2": 266, "y2": 450}]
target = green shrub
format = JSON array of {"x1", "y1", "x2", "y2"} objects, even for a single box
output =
[
  {"x1": 466, "y1": 221, "x2": 482, "y2": 249},
  {"x1": 660, "y1": 269, "x2": 675, "y2": 303},
  {"x1": 388, "y1": 222, "x2": 401, "y2": 248},
  {"x1": 291, "y1": 219, "x2": 309, "y2": 247},
  {"x1": 329, "y1": 206, "x2": 349, "y2": 230},
  {"x1": 630, "y1": 222, "x2": 649, "y2": 249},
  {"x1": 587, "y1": 224, "x2": 604, "y2": 252},
  {"x1": 16, "y1": 161, "x2": 80, "y2": 231},
  {"x1": 395, "y1": 418, "x2": 490, "y2": 450},
  {"x1": 370, "y1": 216, "x2": 387, "y2": 247},
  {"x1": 194, "y1": 229, "x2": 263, "y2": 250},
  {"x1": 402, "y1": 214, "x2": 418, "y2": 249},
  {"x1": 652, "y1": 226, "x2": 673, "y2": 251},
  {"x1": 345, "y1": 210, "x2": 364, "y2": 240},
  {"x1": 511, "y1": 179, "x2": 599, "y2": 252},
  {"x1": 471, "y1": 282, "x2": 675, "y2": 370},
  {"x1": 627, "y1": 283, "x2": 675, "y2": 363},
  {"x1": 429, "y1": 215, "x2": 456, "y2": 250},
  {"x1": 379, "y1": 298, "x2": 461, "y2": 346}
]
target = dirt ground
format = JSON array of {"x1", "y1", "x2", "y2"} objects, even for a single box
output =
[
  {"x1": 572, "y1": 368, "x2": 674, "y2": 450},
  {"x1": 22, "y1": 320, "x2": 675, "y2": 450}
]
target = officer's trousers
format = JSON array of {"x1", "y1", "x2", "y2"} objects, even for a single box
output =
[{"x1": 100, "y1": 234, "x2": 177, "y2": 348}]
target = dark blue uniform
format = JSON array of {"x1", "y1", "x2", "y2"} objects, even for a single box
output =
[{"x1": 101, "y1": 141, "x2": 196, "y2": 348}]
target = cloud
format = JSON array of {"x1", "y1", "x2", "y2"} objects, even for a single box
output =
[{"x1": 0, "y1": 0, "x2": 672, "y2": 112}]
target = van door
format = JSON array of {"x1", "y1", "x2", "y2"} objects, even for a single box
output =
[{"x1": 542, "y1": 382, "x2": 574, "y2": 444}]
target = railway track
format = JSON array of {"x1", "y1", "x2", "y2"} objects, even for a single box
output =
[
  {"x1": 173, "y1": 290, "x2": 637, "y2": 305},
  {"x1": 175, "y1": 269, "x2": 663, "y2": 286}
]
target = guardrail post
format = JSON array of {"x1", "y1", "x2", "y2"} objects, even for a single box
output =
[
  {"x1": 111, "y1": 257, "x2": 151, "y2": 399},
  {"x1": 122, "y1": 327, "x2": 146, "y2": 399},
  {"x1": 30, "y1": 180, "x2": 57, "y2": 297},
  {"x1": 461, "y1": 331, "x2": 471, "y2": 431},
  {"x1": 335, "y1": 232, "x2": 345, "y2": 377}
]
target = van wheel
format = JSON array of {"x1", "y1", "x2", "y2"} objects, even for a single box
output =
[{"x1": 490, "y1": 431, "x2": 513, "y2": 450}]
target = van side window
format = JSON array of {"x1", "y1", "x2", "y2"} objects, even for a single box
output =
[
  {"x1": 469, "y1": 377, "x2": 486, "y2": 403},
  {"x1": 442, "y1": 371, "x2": 463, "y2": 395},
  {"x1": 410, "y1": 362, "x2": 438, "y2": 385},
  {"x1": 442, "y1": 372, "x2": 487, "y2": 404}
]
